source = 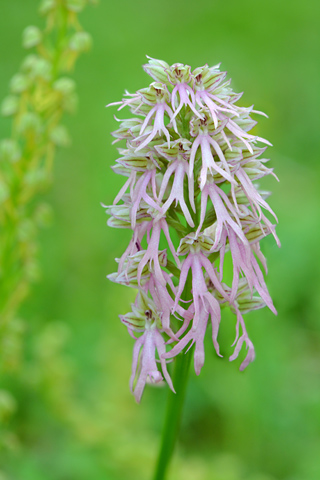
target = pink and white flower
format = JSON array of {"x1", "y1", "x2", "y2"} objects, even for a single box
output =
[{"x1": 106, "y1": 57, "x2": 280, "y2": 400}]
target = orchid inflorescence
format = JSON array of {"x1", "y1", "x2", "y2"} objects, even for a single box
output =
[
  {"x1": 0, "y1": 0, "x2": 93, "y2": 373},
  {"x1": 106, "y1": 57, "x2": 280, "y2": 402}
]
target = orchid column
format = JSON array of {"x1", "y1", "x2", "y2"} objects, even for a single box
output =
[{"x1": 106, "y1": 57, "x2": 279, "y2": 477}]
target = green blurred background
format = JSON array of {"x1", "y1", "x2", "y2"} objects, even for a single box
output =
[{"x1": 1, "y1": 0, "x2": 320, "y2": 479}]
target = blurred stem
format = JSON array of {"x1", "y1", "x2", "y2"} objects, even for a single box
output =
[
  {"x1": 52, "y1": 6, "x2": 68, "y2": 80},
  {"x1": 152, "y1": 277, "x2": 193, "y2": 480}
]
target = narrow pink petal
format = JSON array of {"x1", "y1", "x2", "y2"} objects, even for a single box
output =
[
  {"x1": 200, "y1": 253, "x2": 228, "y2": 300},
  {"x1": 158, "y1": 162, "x2": 177, "y2": 203},
  {"x1": 208, "y1": 137, "x2": 233, "y2": 179},
  {"x1": 113, "y1": 172, "x2": 133, "y2": 205},
  {"x1": 161, "y1": 218, "x2": 180, "y2": 267},
  {"x1": 189, "y1": 136, "x2": 201, "y2": 178},
  {"x1": 155, "y1": 331, "x2": 175, "y2": 392},
  {"x1": 142, "y1": 191, "x2": 162, "y2": 211},
  {"x1": 173, "y1": 254, "x2": 193, "y2": 310},
  {"x1": 185, "y1": 162, "x2": 195, "y2": 212},
  {"x1": 163, "y1": 330, "x2": 193, "y2": 359},
  {"x1": 140, "y1": 106, "x2": 156, "y2": 135},
  {"x1": 197, "y1": 187, "x2": 209, "y2": 235},
  {"x1": 131, "y1": 173, "x2": 151, "y2": 228},
  {"x1": 130, "y1": 335, "x2": 144, "y2": 392},
  {"x1": 201, "y1": 136, "x2": 235, "y2": 185}
]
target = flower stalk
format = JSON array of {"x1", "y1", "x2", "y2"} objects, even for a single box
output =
[{"x1": 153, "y1": 343, "x2": 194, "y2": 480}]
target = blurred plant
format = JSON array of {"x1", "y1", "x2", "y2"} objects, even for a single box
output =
[
  {"x1": 7, "y1": 321, "x2": 252, "y2": 480},
  {"x1": 0, "y1": 0, "x2": 95, "y2": 431},
  {"x1": 107, "y1": 57, "x2": 280, "y2": 479}
]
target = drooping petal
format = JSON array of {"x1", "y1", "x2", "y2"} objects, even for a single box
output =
[{"x1": 154, "y1": 330, "x2": 175, "y2": 392}]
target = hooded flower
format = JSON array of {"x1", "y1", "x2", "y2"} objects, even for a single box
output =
[
  {"x1": 172, "y1": 233, "x2": 227, "y2": 328},
  {"x1": 189, "y1": 111, "x2": 235, "y2": 189},
  {"x1": 120, "y1": 291, "x2": 174, "y2": 402},
  {"x1": 155, "y1": 139, "x2": 195, "y2": 227}
]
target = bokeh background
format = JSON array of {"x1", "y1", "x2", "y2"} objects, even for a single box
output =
[{"x1": 1, "y1": 0, "x2": 320, "y2": 479}]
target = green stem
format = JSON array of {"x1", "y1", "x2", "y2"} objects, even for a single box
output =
[
  {"x1": 52, "y1": 6, "x2": 68, "y2": 80},
  {"x1": 152, "y1": 276, "x2": 193, "y2": 480},
  {"x1": 152, "y1": 346, "x2": 193, "y2": 480}
]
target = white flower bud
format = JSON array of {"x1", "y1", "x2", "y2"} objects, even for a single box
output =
[
  {"x1": 22, "y1": 26, "x2": 42, "y2": 49},
  {"x1": 69, "y1": 32, "x2": 92, "y2": 52},
  {"x1": 10, "y1": 74, "x2": 30, "y2": 94},
  {"x1": 1, "y1": 95, "x2": 19, "y2": 117}
]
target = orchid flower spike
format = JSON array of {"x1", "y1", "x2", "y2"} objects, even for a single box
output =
[{"x1": 106, "y1": 56, "x2": 280, "y2": 401}]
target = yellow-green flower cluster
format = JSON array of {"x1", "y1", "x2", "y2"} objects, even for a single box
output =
[{"x1": 0, "y1": 0, "x2": 94, "y2": 411}]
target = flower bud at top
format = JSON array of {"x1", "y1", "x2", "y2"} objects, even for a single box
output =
[{"x1": 22, "y1": 26, "x2": 42, "y2": 49}]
